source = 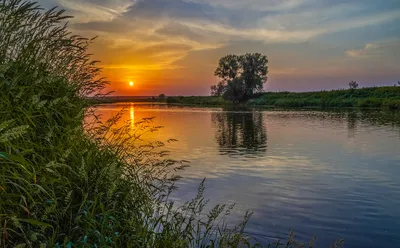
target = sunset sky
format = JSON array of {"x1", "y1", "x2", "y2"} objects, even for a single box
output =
[{"x1": 39, "y1": 0, "x2": 400, "y2": 96}]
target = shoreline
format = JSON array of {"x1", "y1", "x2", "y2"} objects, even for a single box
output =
[{"x1": 91, "y1": 86, "x2": 400, "y2": 110}]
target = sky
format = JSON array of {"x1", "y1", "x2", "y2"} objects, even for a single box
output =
[{"x1": 38, "y1": 0, "x2": 400, "y2": 96}]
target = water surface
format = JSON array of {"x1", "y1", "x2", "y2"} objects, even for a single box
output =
[{"x1": 93, "y1": 103, "x2": 400, "y2": 247}]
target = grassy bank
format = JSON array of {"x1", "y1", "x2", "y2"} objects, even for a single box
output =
[{"x1": 167, "y1": 87, "x2": 400, "y2": 109}]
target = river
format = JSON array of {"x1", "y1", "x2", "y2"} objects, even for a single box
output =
[{"x1": 92, "y1": 103, "x2": 400, "y2": 247}]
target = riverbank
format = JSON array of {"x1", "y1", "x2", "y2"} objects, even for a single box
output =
[{"x1": 166, "y1": 87, "x2": 400, "y2": 109}]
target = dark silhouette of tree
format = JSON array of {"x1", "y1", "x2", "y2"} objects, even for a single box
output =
[
  {"x1": 211, "y1": 109, "x2": 267, "y2": 157},
  {"x1": 240, "y1": 53, "x2": 268, "y2": 96},
  {"x1": 214, "y1": 54, "x2": 241, "y2": 81},
  {"x1": 349, "y1": 80, "x2": 359, "y2": 90},
  {"x1": 158, "y1": 94, "x2": 166, "y2": 99},
  {"x1": 211, "y1": 53, "x2": 268, "y2": 102},
  {"x1": 210, "y1": 82, "x2": 225, "y2": 97},
  {"x1": 222, "y1": 78, "x2": 246, "y2": 103}
]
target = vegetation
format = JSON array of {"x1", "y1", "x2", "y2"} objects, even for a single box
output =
[
  {"x1": 0, "y1": 1, "x2": 347, "y2": 247},
  {"x1": 249, "y1": 86, "x2": 400, "y2": 109},
  {"x1": 167, "y1": 96, "x2": 231, "y2": 106},
  {"x1": 211, "y1": 53, "x2": 268, "y2": 103},
  {"x1": 168, "y1": 87, "x2": 400, "y2": 110}
]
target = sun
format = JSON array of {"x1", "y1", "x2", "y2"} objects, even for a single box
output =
[{"x1": 129, "y1": 81, "x2": 134, "y2": 87}]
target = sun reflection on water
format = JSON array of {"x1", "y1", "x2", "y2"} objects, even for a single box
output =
[{"x1": 130, "y1": 103, "x2": 134, "y2": 128}]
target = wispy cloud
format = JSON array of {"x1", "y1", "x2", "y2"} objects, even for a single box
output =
[
  {"x1": 59, "y1": 0, "x2": 135, "y2": 23},
  {"x1": 345, "y1": 39, "x2": 400, "y2": 59},
  {"x1": 345, "y1": 43, "x2": 379, "y2": 58},
  {"x1": 182, "y1": 0, "x2": 310, "y2": 12},
  {"x1": 176, "y1": 20, "x2": 321, "y2": 43}
]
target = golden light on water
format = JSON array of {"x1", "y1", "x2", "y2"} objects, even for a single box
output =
[{"x1": 130, "y1": 103, "x2": 135, "y2": 128}]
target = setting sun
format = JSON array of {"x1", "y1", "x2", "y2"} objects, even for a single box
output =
[{"x1": 129, "y1": 81, "x2": 134, "y2": 87}]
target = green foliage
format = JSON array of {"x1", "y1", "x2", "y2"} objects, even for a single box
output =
[
  {"x1": 170, "y1": 86, "x2": 400, "y2": 110},
  {"x1": 167, "y1": 96, "x2": 231, "y2": 105},
  {"x1": 211, "y1": 53, "x2": 268, "y2": 102},
  {"x1": 248, "y1": 87, "x2": 400, "y2": 109}
]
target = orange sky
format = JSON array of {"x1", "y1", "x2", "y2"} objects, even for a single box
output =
[{"x1": 39, "y1": 0, "x2": 400, "y2": 96}]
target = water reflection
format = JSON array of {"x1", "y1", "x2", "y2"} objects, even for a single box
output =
[
  {"x1": 90, "y1": 104, "x2": 400, "y2": 248},
  {"x1": 211, "y1": 108, "x2": 267, "y2": 157},
  {"x1": 130, "y1": 103, "x2": 135, "y2": 128}
]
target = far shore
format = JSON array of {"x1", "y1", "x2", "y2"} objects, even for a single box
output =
[{"x1": 92, "y1": 86, "x2": 400, "y2": 110}]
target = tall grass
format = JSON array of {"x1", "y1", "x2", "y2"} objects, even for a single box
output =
[{"x1": 0, "y1": 1, "x2": 344, "y2": 247}]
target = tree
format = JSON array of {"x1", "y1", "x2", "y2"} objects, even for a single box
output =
[
  {"x1": 222, "y1": 78, "x2": 246, "y2": 103},
  {"x1": 210, "y1": 82, "x2": 225, "y2": 97},
  {"x1": 158, "y1": 93, "x2": 166, "y2": 99},
  {"x1": 398, "y1": 81, "x2": 400, "y2": 86},
  {"x1": 211, "y1": 53, "x2": 268, "y2": 102},
  {"x1": 349, "y1": 81, "x2": 358, "y2": 90},
  {"x1": 214, "y1": 54, "x2": 240, "y2": 82},
  {"x1": 240, "y1": 53, "x2": 268, "y2": 96}
]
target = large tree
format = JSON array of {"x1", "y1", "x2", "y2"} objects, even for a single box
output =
[
  {"x1": 214, "y1": 54, "x2": 241, "y2": 82},
  {"x1": 240, "y1": 53, "x2": 268, "y2": 95},
  {"x1": 211, "y1": 53, "x2": 268, "y2": 101}
]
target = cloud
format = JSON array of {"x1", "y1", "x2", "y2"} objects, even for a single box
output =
[
  {"x1": 176, "y1": 20, "x2": 321, "y2": 43},
  {"x1": 345, "y1": 39, "x2": 400, "y2": 59},
  {"x1": 345, "y1": 43, "x2": 379, "y2": 58},
  {"x1": 182, "y1": 0, "x2": 310, "y2": 12},
  {"x1": 58, "y1": 0, "x2": 135, "y2": 23}
]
